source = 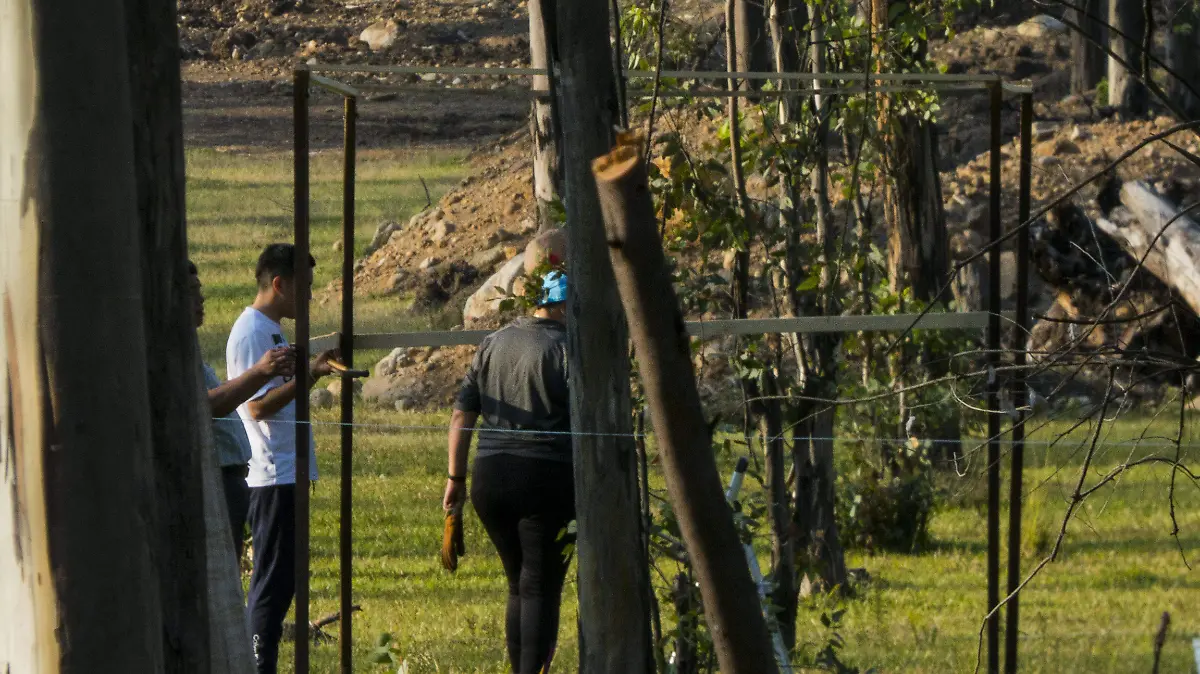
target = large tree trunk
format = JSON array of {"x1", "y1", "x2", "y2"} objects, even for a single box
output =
[
  {"x1": 553, "y1": 1, "x2": 655, "y2": 671},
  {"x1": 1097, "y1": 181, "x2": 1200, "y2": 316},
  {"x1": 734, "y1": 0, "x2": 772, "y2": 86},
  {"x1": 1166, "y1": 0, "x2": 1200, "y2": 118},
  {"x1": 594, "y1": 135, "x2": 781, "y2": 674},
  {"x1": 9, "y1": 0, "x2": 169, "y2": 668},
  {"x1": 530, "y1": 0, "x2": 559, "y2": 231},
  {"x1": 123, "y1": 0, "x2": 214, "y2": 667},
  {"x1": 1071, "y1": 0, "x2": 1108, "y2": 95},
  {"x1": 1108, "y1": 0, "x2": 1148, "y2": 114}
]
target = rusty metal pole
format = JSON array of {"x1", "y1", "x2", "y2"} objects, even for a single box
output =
[
  {"x1": 339, "y1": 93, "x2": 357, "y2": 673},
  {"x1": 985, "y1": 79, "x2": 1003, "y2": 674},
  {"x1": 293, "y1": 65, "x2": 312, "y2": 673},
  {"x1": 1004, "y1": 90, "x2": 1033, "y2": 674}
]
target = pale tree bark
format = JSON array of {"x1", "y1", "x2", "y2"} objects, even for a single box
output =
[
  {"x1": 0, "y1": 0, "x2": 59, "y2": 669},
  {"x1": 553, "y1": 1, "x2": 654, "y2": 671},
  {"x1": 1071, "y1": 0, "x2": 1108, "y2": 95},
  {"x1": 1108, "y1": 0, "x2": 1148, "y2": 114},
  {"x1": 1166, "y1": 0, "x2": 1200, "y2": 118},
  {"x1": 594, "y1": 135, "x2": 780, "y2": 674},
  {"x1": 11, "y1": 0, "x2": 168, "y2": 668},
  {"x1": 530, "y1": 0, "x2": 559, "y2": 231}
]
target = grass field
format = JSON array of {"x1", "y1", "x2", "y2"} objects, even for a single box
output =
[{"x1": 188, "y1": 149, "x2": 1200, "y2": 673}]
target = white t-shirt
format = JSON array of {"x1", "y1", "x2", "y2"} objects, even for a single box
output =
[{"x1": 226, "y1": 307, "x2": 318, "y2": 488}]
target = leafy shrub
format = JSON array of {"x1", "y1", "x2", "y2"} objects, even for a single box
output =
[{"x1": 836, "y1": 440, "x2": 935, "y2": 553}]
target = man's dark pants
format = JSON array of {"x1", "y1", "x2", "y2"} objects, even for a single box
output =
[
  {"x1": 221, "y1": 464, "x2": 251, "y2": 560},
  {"x1": 247, "y1": 484, "x2": 295, "y2": 674}
]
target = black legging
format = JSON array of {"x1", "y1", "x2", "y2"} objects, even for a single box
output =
[{"x1": 471, "y1": 453, "x2": 575, "y2": 674}]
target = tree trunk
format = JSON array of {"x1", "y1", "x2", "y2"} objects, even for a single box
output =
[
  {"x1": 1108, "y1": 0, "x2": 1148, "y2": 114},
  {"x1": 1071, "y1": 0, "x2": 1108, "y2": 95},
  {"x1": 553, "y1": 1, "x2": 655, "y2": 671},
  {"x1": 734, "y1": 0, "x2": 772, "y2": 87},
  {"x1": 530, "y1": 0, "x2": 559, "y2": 230},
  {"x1": 594, "y1": 136, "x2": 781, "y2": 674},
  {"x1": 758, "y1": 372, "x2": 796, "y2": 651},
  {"x1": 1097, "y1": 181, "x2": 1200, "y2": 316},
  {"x1": 12, "y1": 0, "x2": 168, "y2": 668},
  {"x1": 0, "y1": 1, "x2": 60, "y2": 668},
  {"x1": 793, "y1": 401, "x2": 847, "y2": 591},
  {"x1": 123, "y1": 0, "x2": 214, "y2": 667},
  {"x1": 1166, "y1": 0, "x2": 1200, "y2": 118}
]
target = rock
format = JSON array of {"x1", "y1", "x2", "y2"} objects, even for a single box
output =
[
  {"x1": 980, "y1": 28, "x2": 1002, "y2": 43},
  {"x1": 1017, "y1": 14, "x2": 1067, "y2": 38},
  {"x1": 365, "y1": 220, "x2": 400, "y2": 254},
  {"x1": 518, "y1": 218, "x2": 537, "y2": 234},
  {"x1": 1036, "y1": 155, "x2": 1062, "y2": 168},
  {"x1": 523, "y1": 228, "x2": 567, "y2": 275},
  {"x1": 309, "y1": 388, "x2": 335, "y2": 410},
  {"x1": 373, "y1": 347, "x2": 411, "y2": 378},
  {"x1": 421, "y1": 72, "x2": 439, "y2": 82},
  {"x1": 359, "y1": 20, "x2": 400, "y2": 51},
  {"x1": 1034, "y1": 138, "x2": 1081, "y2": 157},
  {"x1": 463, "y1": 252, "x2": 526, "y2": 323},
  {"x1": 1032, "y1": 121, "x2": 1059, "y2": 141},
  {"x1": 470, "y1": 245, "x2": 508, "y2": 271},
  {"x1": 418, "y1": 256, "x2": 439, "y2": 271},
  {"x1": 1069, "y1": 125, "x2": 1092, "y2": 141},
  {"x1": 326, "y1": 378, "x2": 362, "y2": 398},
  {"x1": 332, "y1": 239, "x2": 343, "y2": 252},
  {"x1": 429, "y1": 220, "x2": 456, "y2": 243},
  {"x1": 485, "y1": 228, "x2": 515, "y2": 247},
  {"x1": 394, "y1": 398, "x2": 417, "y2": 412},
  {"x1": 451, "y1": 77, "x2": 465, "y2": 86},
  {"x1": 388, "y1": 272, "x2": 405, "y2": 293},
  {"x1": 363, "y1": 375, "x2": 423, "y2": 407}
]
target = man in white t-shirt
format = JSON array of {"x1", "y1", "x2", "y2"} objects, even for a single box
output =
[
  {"x1": 189, "y1": 260, "x2": 294, "y2": 561},
  {"x1": 226, "y1": 243, "x2": 335, "y2": 674}
]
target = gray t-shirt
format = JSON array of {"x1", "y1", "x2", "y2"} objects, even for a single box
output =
[
  {"x1": 455, "y1": 316, "x2": 571, "y2": 462},
  {"x1": 202, "y1": 362, "x2": 254, "y2": 468}
]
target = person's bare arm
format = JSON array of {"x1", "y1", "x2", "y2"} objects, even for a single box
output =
[
  {"x1": 245, "y1": 349, "x2": 337, "y2": 421},
  {"x1": 209, "y1": 346, "x2": 294, "y2": 417},
  {"x1": 443, "y1": 408, "x2": 479, "y2": 510},
  {"x1": 448, "y1": 408, "x2": 479, "y2": 478}
]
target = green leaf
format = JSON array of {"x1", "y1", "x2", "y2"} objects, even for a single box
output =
[{"x1": 375, "y1": 632, "x2": 393, "y2": 648}]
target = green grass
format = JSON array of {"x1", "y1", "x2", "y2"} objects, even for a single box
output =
[{"x1": 189, "y1": 149, "x2": 1199, "y2": 673}]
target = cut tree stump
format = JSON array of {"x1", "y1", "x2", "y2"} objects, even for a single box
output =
[
  {"x1": 593, "y1": 131, "x2": 780, "y2": 674},
  {"x1": 1096, "y1": 180, "x2": 1200, "y2": 317}
]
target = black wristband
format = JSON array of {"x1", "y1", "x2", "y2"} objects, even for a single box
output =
[{"x1": 448, "y1": 474, "x2": 466, "y2": 483}]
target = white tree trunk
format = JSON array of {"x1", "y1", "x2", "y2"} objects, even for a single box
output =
[
  {"x1": 1097, "y1": 181, "x2": 1200, "y2": 317},
  {"x1": 0, "y1": 0, "x2": 59, "y2": 668},
  {"x1": 529, "y1": 0, "x2": 558, "y2": 231}
]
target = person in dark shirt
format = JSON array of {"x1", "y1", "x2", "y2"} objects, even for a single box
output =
[{"x1": 443, "y1": 271, "x2": 573, "y2": 674}]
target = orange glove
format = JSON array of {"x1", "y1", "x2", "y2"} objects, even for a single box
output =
[{"x1": 441, "y1": 506, "x2": 465, "y2": 572}]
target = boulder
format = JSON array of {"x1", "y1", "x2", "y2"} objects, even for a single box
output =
[
  {"x1": 523, "y1": 227, "x2": 567, "y2": 275},
  {"x1": 429, "y1": 220, "x2": 456, "y2": 244},
  {"x1": 326, "y1": 378, "x2": 362, "y2": 399},
  {"x1": 309, "y1": 388, "x2": 335, "y2": 410},
  {"x1": 362, "y1": 374, "x2": 424, "y2": 407},
  {"x1": 469, "y1": 245, "x2": 507, "y2": 271},
  {"x1": 1017, "y1": 15, "x2": 1067, "y2": 39},
  {"x1": 359, "y1": 20, "x2": 400, "y2": 51},
  {"x1": 463, "y1": 252, "x2": 526, "y2": 324},
  {"x1": 1031, "y1": 121, "x2": 1059, "y2": 141}
]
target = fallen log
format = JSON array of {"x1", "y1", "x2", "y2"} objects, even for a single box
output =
[
  {"x1": 593, "y1": 132, "x2": 780, "y2": 674},
  {"x1": 1097, "y1": 180, "x2": 1200, "y2": 317}
]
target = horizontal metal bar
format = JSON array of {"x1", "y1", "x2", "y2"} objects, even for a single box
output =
[
  {"x1": 626, "y1": 69, "x2": 1005, "y2": 84},
  {"x1": 308, "y1": 63, "x2": 547, "y2": 77},
  {"x1": 302, "y1": 64, "x2": 1009, "y2": 86},
  {"x1": 352, "y1": 82, "x2": 542, "y2": 99},
  {"x1": 311, "y1": 312, "x2": 1011, "y2": 352},
  {"x1": 630, "y1": 84, "x2": 987, "y2": 99},
  {"x1": 1002, "y1": 82, "x2": 1035, "y2": 94},
  {"x1": 311, "y1": 74, "x2": 362, "y2": 98}
]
